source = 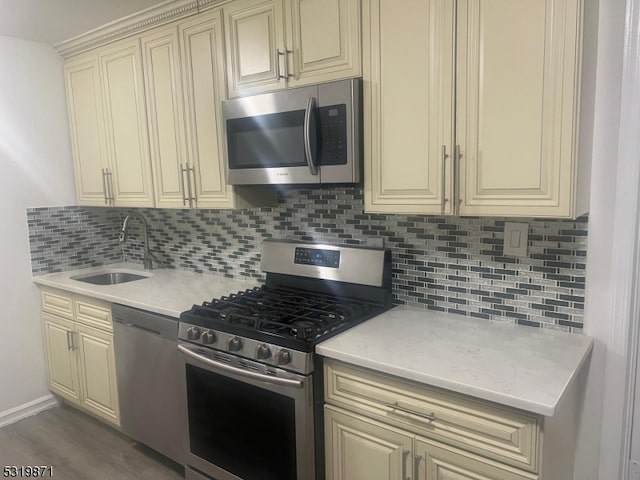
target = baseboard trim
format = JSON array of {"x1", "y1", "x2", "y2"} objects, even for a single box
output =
[{"x1": 0, "y1": 394, "x2": 59, "y2": 428}]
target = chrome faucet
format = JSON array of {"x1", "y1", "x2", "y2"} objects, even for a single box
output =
[{"x1": 119, "y1": 212, "x2": 156, "y2": 269}]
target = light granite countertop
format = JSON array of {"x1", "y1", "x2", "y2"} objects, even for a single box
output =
[
  {"x1": 32, "y1": 263, "x2": 261, "y2": 318},
  {"x1": 316, "y1": 306, "x2": 594, "y2": 417}
]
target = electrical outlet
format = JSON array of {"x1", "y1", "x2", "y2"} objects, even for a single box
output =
[
  {"x1": 503, "y1": 222, "x2": 529, "y2": 257},
  {"x1": 369, "y1": 238, "x2": 384, "y2": 248}
]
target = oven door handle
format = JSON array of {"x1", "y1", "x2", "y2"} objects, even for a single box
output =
[{"x1": 178, "y1": 344, "x2": 304, "y2": 389}]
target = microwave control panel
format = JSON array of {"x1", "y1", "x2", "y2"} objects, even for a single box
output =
[
  {"x1": 294, "y1": 247, "x2": 341, "y2": 268},
  {"x1": 318, "y1": 104, "x2": 347, "y2": 165}
]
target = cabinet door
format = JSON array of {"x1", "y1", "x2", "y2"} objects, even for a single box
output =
[
  {"x1": 141, "y1": 25, "x2": 190, "y2": 209},
  {"x1": 42, "y1": 313, "x2": 80, "y2": 404},
  {"x1": 456, "y1": 0, "x2": 581, "y2": 217},
  {"x1": 99, "y1": 38, "x2": 155, "y2": 207},
  {"x1": 363, "y1": 0, "x2": 455, "y2": 214},
  {"x1": 64, "y1": 54, "x2": 109, "y2": 206},
  {"x1": 180, "y1": 11, "x2": 239, "y2": 208},
  {"x1": 325, "y1": 405, "x2": 413, "y2": 480},
  {"x1": 285, "y1": 0, "x2": 361, "y2": 87},
  {"x1": 414, "y1": 437, "x2": 536, "y2": 480},
  {"x1": 224, "y1": 0, "x2": 286, "y2": 97},
  {"x1": 75, "y1": 324, "x2": 120, "y2": 426}
]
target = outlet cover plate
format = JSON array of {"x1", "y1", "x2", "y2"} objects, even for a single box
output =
[{"x1": 503, "y1": 222, "x2": 529, "y2": 257}]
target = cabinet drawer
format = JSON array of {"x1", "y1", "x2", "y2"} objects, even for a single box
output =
[
  {"x1": 324, "y1": 360, "x2": 540, "y2": 473},
  {"x1": 74, "y1": 296, "x2": 112, "y2": 332},
  {"x1": 41, "y1": 288, "x2": 74, "y2": 319}
]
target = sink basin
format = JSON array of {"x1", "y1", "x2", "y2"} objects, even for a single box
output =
[{"x1": 71, "y1": 272, "x2": 149, "y2": 285}]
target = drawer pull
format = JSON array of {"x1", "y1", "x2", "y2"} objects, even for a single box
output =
[{"x1": 387, "y1": 401, "x2": 436, "y2": 422}]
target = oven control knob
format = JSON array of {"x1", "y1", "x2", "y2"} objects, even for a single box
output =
[
  {"x1": 187, "y1": 326, "x2": 201, "y2": 340},
  {"x1": 227, "y1": 336, "x2": 242, "y2": 352},
  {"x1": 256, "y1": 344, "x2": 271, "y2": 360},
  {"x1": 202, "y1": 330, "x2": 216, "y2": 345},
  {"x1": 276, "y1": 349, "x2": 291, "y2": 366}
]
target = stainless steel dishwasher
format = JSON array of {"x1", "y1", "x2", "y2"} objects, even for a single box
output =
[{"x1": 113, "y1": 304, "x2": 186, "y2": 465}]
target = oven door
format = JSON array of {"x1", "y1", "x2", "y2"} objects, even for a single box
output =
[{"x1": 178, "y1": 343, "x2": 315, "y2": 480}]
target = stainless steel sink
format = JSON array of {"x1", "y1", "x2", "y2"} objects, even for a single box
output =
[{"x1": 71, "y1": 272, "x2": 149, "y2": 285}]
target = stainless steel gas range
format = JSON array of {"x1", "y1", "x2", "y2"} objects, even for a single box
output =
[{"x1": 177, "y1": 239, "x2": 393, "y2": 480}]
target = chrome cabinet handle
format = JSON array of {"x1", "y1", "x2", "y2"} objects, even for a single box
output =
[
  {"x1": 402, "y1": 449, "x2": 410, "y2": 480},
  {"x1": 276, "y1": 49, "x2": 285, "y2": 80},
  {"x1": 180, "y1": 164, "x2": 188, "y2": 206},
  {"x1": 283, "y1": 49, "x2": 291, "y2": 79},
  {"x1": 304, "y1": 97, "x2": 318, "y2": 175},
  {"x1": 104, "y1": 168, "x2": 115, "y2": 206},
  {"x1": 180, "y1": 164, "x2": 196, "y2": 207},
  {"x1": 386, "y1": 402, "x2": 436, "y2": 422},
  {"x1": 67, "y1": 331, "x2": 78, "y2": 351},
  {"x1": 414, "y1": 454, "x2": 422, "y2": 480},
  {"x1": 178, "y1": 344, "x2": 304, "y2": 389},
  {"x1": 441, "y1": 145, "x2": 449, "y2": 215},
  {"x1": 101, "y1": 169, "x2": 109, "y2": 205},
  {"x1": 186, "y1": 164, "x2": 195, "y2": 207},
  {"x1": 275, "y1": 49, "x2": 292, "y2": 80},
  {"x1": 454, "y1": 145, "x2": 462, "y2": 214}
]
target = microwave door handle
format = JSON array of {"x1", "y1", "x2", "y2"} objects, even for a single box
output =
[{"x1": 304, "y1": 96, "x2": 318, "y2": 176}]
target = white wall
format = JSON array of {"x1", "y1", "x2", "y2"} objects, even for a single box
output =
[
  {"x1": 574, "y1": 0, "x2": 631, "y2": 477},
  {"x1": 0, "y1": 36, "x2": 75, "y2": 413}
]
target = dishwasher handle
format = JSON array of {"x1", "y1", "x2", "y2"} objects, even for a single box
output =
[
  {"x1": 112, "y1": 304, "x2": 179, "y2": 341},
  {"x1": 114, "y1": 317, "x2": 163, "y2": 336}
]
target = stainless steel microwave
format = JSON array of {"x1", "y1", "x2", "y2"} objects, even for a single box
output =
[{"x1": 221, "y1": 78, "x2": 361, "y2": 185}]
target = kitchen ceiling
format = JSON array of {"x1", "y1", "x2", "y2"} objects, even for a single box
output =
[{"x1": 0, "y1": 0, "x2": 172, "y2": 45}]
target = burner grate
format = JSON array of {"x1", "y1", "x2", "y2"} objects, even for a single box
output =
[{"x1": 186, "y1": 285, "x2": 379, "y2": 342}]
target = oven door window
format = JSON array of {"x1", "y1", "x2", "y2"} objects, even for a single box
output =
[{"x1": 186, "y1": 364, "x2": 297, "y2": 480}]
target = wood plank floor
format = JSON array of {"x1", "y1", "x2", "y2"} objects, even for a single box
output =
[{"x1": 0, "y1": 405, "x2": 184, "y2": 479}]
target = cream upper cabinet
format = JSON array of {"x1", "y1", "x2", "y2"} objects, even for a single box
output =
[
  {"x1": 223, "y1": 0, "x2": 285, "y2": 96},
  {"x1": 456, "y1": 0, "x2": 582, "y2": 217},
  {"x1": 285, "y1": 0, "x2": 361, "y2": 87},
  {"x1": 179, "y1": 12, "x2": 235, "y2": 208},
  {"x1": 65, "y1": 40, "x2": 155, "y2": 207},
  {"x1": 64, "y1": 54, "x2": 110, "y2": 206},
  {"x1": 363, "y1": 0, "x2": 454, "y2": 215},
  {"x1": 99, "y1": 38, "x2": 155, "y2": 208},
  {"x1": 364, "y1": 0, "x2": 587, "y2": 218},
  {"x1": 141, "y1": 23, "x2": 190, "y2": 208},
  {"x1": 141, "y1": 11, "x2": 274, "y2": 209},
  {"x1": 223, "y1": 0, "x2": 361, "y2": 97}
]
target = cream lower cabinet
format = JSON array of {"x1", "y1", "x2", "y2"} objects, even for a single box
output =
[
  {"x1": 364, "y1": 0, "x2": 588, "y2": 218},
  {"x1": 141, "y1": 10, "x2": 274, "y2": 209},
  {"x1": 222, "y1": 0, "x2": 361, "y2": 97},
  {"x1": 325, "y1": 406, "x2": 535, "y2": 480},
  {"x1": 64, "y1": 37, "x2": 154, "y2": 207},
  {"x1": 324, "y1": 360, "x2": 579, "y2": 480},
  {"x1": 41, "y1": 288, "x2": 119, "y2": 426}
]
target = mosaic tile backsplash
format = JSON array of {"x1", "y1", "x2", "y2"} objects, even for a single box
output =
[{"x1": 27, "y1": 187, "x2": 587, "y2": 332}]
